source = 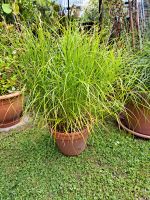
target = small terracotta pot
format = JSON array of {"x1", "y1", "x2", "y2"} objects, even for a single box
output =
[
  {"x1": 50, "y1": 128, "x2": 89, "y2": 156},
  {"x1": 0, "y1": 92, "x2": 23, "y2": 128}
]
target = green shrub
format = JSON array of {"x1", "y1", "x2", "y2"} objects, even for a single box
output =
[
  {"x1": 0, "y1": 0, "x2": 60, "y2": 26},
  {"x1": 0, "y1": 55, "x2": 18, "y2": 95},
  {"x1": 0, "y1": 26, "x2": 23, "y2": 95}
]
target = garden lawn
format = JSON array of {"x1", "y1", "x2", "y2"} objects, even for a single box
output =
[{"x1": 0, "y1": 124, "x2": 149, "y2": 200}]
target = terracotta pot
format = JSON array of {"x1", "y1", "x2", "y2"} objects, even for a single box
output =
[
  {"x1": 125, "y1": 102, "x2": 150, "y2": 136},
  {"x1": 0, "y1": 92, "x2": 23, "y2": 128},
  {"x1": 118, "y1": 101, "x2": 150, "y2": 139},
  {"x1": 51, "y1": 128, "x2": 89, "y2": 156},
  {"x1": 118, "y1": 114, "x2": 150, "y2": 139}
]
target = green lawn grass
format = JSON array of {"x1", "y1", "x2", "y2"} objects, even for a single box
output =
[{"x1": 0, "y1": 124, "x2": 149, "y2": 200}]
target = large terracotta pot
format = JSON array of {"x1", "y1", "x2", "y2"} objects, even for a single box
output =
[
  {"x1": 118, "y1": 102, "x2": 150, "y2": 139},
  {"x1": 126, "y1": 102, "x2": 150, "y2": 136},
  {"x1": 0, "y1": 92, "x2": 23, "y2": 128},
  {"x1": 51, "y1": 128, "x2": 89, "y2": 156}
]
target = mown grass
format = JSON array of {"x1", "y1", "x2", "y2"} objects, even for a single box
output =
[{"x1": 0, "y1": 124, "x2": 149, "y2": 200}]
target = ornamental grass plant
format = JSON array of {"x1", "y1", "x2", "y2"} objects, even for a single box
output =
[
  {"x1": 5, "y1": 22, "x2": 148, "y2": 132},
  {"x1": 11, "y1": 24, "x2": 131, "y2": 132}
]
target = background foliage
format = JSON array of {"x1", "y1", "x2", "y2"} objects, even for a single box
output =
[{"x1": 0, "y1": 0, "x2": 60, "y2": 25}]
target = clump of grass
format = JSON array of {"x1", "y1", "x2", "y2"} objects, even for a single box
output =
[
  {"x1": 13, "y1": 23, "x2": 134, "y2": 131},
  {"x1": 2, "y1": 21, "x2": 148, "y2": 130}
]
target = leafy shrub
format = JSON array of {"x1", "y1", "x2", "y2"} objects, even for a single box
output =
[
  {"x1": 0, "y1": 56, "x2": 18, "y2": 95},
  {"x1": 0, "y1": 26, "x2": 21, "y2": 96},
  {"x1": 0, "y1": 0, "x2": 60, "y2": 26},
  {"x1": 81, "y1": 0, "x2": 99, "y2": 22}
]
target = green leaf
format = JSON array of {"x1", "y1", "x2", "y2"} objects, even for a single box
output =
[
  {"x1": 2, "y1": 4, "x2": 12, "y2": 14},
  {"x1": 12, "y1": 3, "x2": 19, "y2": 15}
]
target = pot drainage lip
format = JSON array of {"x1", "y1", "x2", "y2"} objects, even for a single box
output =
[
  {"x1": 0, "y1": 115, "x2": 30, "y2": 133},
  {"x1": 118, "y1": 115, "x2": 150, "y2": 139}
]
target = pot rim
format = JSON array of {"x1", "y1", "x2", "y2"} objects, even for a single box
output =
[
  {"x1": 0, "y1": 91, "x2": 22, "y2": 101},
  {"x1": 118, "y1": 114, "x2": 150, "y2": 139},
  {"x1": 51, "y1": 127, "x2": 89, "y2": 140}
]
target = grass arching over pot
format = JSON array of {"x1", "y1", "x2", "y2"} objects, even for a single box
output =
[
  {"x1": 16, "y1": 24, "x2": 130, "y2": 132},
  {"x1": 116, "y1": 41, "x2": 150, "y2": 138},
  {"x1": 116, "y1": 40, "x2": 150, "y2": 108}
]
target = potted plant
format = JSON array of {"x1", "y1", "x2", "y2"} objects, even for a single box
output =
[
  {"x1": 117, "y1": 42, "x2": 150, "y2": 139},
  {"x1": 17, "y1": 26, "x2": 96, "y2": 156},
  {"x1": 15, "y1": 24, "x2": 126, "y2": 155},
  {"x1": 0, "y1": 55, "x2": 23, "y2": 128}
]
